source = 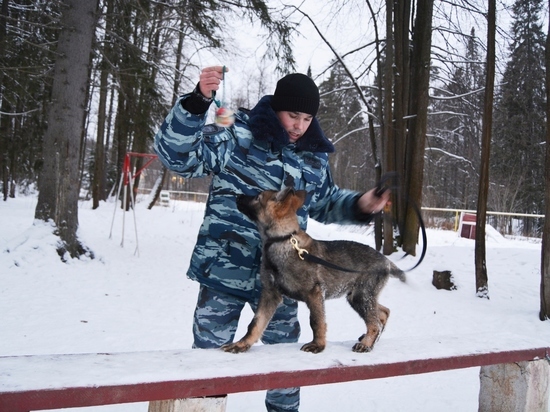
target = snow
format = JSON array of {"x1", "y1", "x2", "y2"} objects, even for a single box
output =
[{"x1": 1, "y1": 195, "x2": 549, "y2": 412}]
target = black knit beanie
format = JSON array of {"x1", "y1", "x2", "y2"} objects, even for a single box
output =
[{"x1": 271, "y1": 73, "x2": 320, "y2": 117}]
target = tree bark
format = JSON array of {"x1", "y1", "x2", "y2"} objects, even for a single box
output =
[
  {"x1": 402, "y1": 0, "x2": 434, "y2": 255},
  {"x1": 474, "y1": 0, "x2": 496, "y2": 299},
  {"x1": 0, "y1": 98, "x2": 10, "y2": 202},
  {"x1": 0, "y1": 0, "x2": 10, "y2": 201},
  {"x1": 92, "y1": 65, "x2": 108, "y2": 209},
  {"x1": 147, "y1": 168, "x2": 168, "y2": 210},
  {"x1": 382, "y1": 0, "x2": 398, "y2": 255},
  {"x1": 366, "y1": 0, "x2": 385, "y2": 251},
  {"x1": 35, "y1": 0, "x2": 98, "y2": 259},
  {"x1": 540, "y1": 0, "x2": 550, "y2": 320},
  {"x1": 92, "y1": 0, "x2": 114, "y2": 210}
]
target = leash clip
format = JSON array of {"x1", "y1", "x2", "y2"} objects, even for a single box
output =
[{"x1": 290, "y1": 235, "x2": 308, "y2": 260}]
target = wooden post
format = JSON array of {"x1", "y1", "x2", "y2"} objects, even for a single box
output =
[
  {"x1": 149, "y1": 397, "x2": 227, "y2": 412},
  {"x1": 478, "y1": 360, "x2": 550, "y2": 412}
]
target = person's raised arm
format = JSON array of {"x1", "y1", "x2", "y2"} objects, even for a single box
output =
[
  {"x1": 183, "y1": 66, "x2": 229, "y2": 115},
  {"x1": 198, "y1": 66, "x2": 227, "y2": 98}
]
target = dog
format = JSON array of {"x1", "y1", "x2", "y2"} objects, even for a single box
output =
[{"x1": 222, "y1": 187, "x2": 406, "y2": 354}]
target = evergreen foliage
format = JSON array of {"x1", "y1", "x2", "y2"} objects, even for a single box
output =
[
  {"x1": 0, "y1": 0, "x2": 548, "y2": 242},
  {"x1": 491, "y1": 0, "x2": 546, "y2": 222},
  {"x1": 0, "y1": 2, "x2": 62, "y2": 198},
  {"x1": 317, "y1": 63, "x2": 374, "y2": 191},
  {"x1": 426, "y1": 28, "x2": 485, "y2": 210},
  {"x1": 0, "y1": 0, "x2": 295, "y2": 205}
]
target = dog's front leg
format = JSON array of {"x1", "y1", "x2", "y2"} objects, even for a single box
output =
[
  {"x1": 222, "y1": 285, "x2": 282, "y2": 354},
  {"x1": 301, "y1": 284, "x2": 327, "y2": 354}
]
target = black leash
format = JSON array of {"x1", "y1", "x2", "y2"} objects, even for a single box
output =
[
  {"x1": 265, "y1": 233, "x2": 361, "y2": 273},
  {"x1": 264, "y1": 175, "x2": 428, "y2": 273},
  {"x1": 289, "y1": 236, "x2": 361, "y2": 273},
  {"x1": 374, "y1": 172, "x2": 427, "y2": 272}
]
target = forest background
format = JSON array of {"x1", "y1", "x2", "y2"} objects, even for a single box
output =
[{"x1": 1, "y1": 0, "x2": 550, "y2": 317}]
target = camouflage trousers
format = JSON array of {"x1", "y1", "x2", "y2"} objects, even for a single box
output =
[{"x1": 192, "y1": 284, "x2": 301, "y2": 412}]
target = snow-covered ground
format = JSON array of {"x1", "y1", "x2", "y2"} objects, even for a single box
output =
[{"x1": 1, "y1": 195, "x2": 548, "y2": 411}]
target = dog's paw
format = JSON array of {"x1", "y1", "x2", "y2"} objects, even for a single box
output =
[
  {"x1": 352, "y1": 342, "x2": 373, "y2": 353},
  {"x1": 300, "y1": 342, "x2": 325, "y2": 354},
  {"x1": 221, "y1": 341, "x2": 251, "y2": 353}
]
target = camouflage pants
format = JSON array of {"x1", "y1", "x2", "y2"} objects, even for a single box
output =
[{"x1": 192, "y1": 285, "x2": 301, "y2": 412}]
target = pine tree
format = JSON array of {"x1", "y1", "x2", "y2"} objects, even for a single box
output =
[
  {"x1": 318, "y1": 63, "x2": 373, "y2": 191},
  {"x1": 0, "y1": 1, "x2": 62, "y2": 199},
  {"x1": 492, "y1": 0, "x2": 546, "y2": 224},
  {"x1": 426, "y1": 28, "x2": 484, "y2": 209},
  {"x1": 35, "y1": 0, "x2": 99, "y2": 258}
]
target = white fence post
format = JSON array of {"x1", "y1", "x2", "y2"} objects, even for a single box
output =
[
  {"x1": 148, "y1": 396, "x2": 227, "y2": 412},
  {"x1": 478, "y1": 360, "x2": 550, "y2": 412}
]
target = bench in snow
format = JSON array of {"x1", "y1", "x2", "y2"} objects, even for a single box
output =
[{"x1": 1, "y1": 332, "x2": 549, "y2": 412}]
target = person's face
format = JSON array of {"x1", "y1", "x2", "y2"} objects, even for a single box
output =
[{"x1": 276, "y1": 111, "x2": 313, "y2": 143}]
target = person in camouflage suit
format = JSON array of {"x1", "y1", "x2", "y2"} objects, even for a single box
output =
[{"x1": 154, "y1": 66, "x2": 390, "y2": 412}]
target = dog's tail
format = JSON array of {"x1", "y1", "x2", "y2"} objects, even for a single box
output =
[{"x1": 388, "y1": 261, "x2": 407, "y2": 283}]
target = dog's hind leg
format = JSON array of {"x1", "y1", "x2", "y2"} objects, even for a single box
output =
[
  {"x1": 222, "y1": 288, "x2": 282, "y2": 353},
  {"x1": 377, "y1": 304, "x2": 391, "y2": 332},
  {"x1": 347, "y1": 292, "x2": 385, "y2": 353},
  {"x1": 301, "y1": 284, "x2": 327, "y2": 353},
  {"x1": 353, "y1": 306, "x2": 382, "y2": 353},
  {"x1": 356, "y1": 304, "x2": 391, "y2": 345}
]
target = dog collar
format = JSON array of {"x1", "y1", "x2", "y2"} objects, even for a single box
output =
[{"x1": 264, "y1": 231, "x2": 297, "y2": 250}]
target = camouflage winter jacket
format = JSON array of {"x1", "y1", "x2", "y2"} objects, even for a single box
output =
[{"x1": 154, "y1": 92, "x2": 373, "y2": 300}]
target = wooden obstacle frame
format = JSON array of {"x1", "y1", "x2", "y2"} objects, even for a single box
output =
[{"x1": 1, "y1": 333, "x2": 549, "y2": 412}]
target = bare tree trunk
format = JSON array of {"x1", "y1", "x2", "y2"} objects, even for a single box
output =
[
  {"x1": 0, "y1": 98, "x2": 10, "y2": 202},
  {"x1": 382, "y1": 0, "x2": 397, "y2": 255},
  {"x1": 147, "y1": 168, "x2": 168, "y2": 210},
  {"x1": 147, "y1": 7, "x2": 188, "y2": 210},
  {"x1": 402, "y1": 0, "x2": 434, "y2": 255},
  {"x1": 540, "y1": 0, "x2": 550, "y2": 320},
  {"x1": 78, "y1": 66, "x2": 92, "y2": 194},
  {"x1": 367, "y1": 0, "x2": 386, "y2": 251},
  {"x1": 394, "y1": 1, "x2": 411, "y2": 179},
  {"x1": 35, "y1": 0, "x2": 98, "y2": 259},
  {"x1": 92, "y1": 0, "x2": 114, "y2": 210},
  {"x1": 111, "y1": 2, "x2": 135, "y2": 209},
  {"x1": 474, "y1": 0, "x2": 496, "y2": 299},
  {"x1": 92, "y1": 66, "x2": 108, "y2": 209},
  {"x1": 387, "y1": 0, "x2": 412, "y2": 255},
  {"x1": 0, "y1": 0, "x2": 7, "y2": 49},
  {"x1": 0, "y1": 0, "x2": 10, "y2": 201},
  {"x1": 114, "y1": 86, "x2": 132, "y2": 210},
  {"x1": 172, "y1": 12, "x2": 186, "y2": 106},
  {"x1": 131, "y1": 1, "x2": 165, "y2": 200},
  {"x1": 9, "y1": 99, "x2": 22, "y2": 198},
  {"x1": 105, "y1": 82, "x2": 115, "y2": 191}
]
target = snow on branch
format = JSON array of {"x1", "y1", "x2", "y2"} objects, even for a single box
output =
[{"x1": 425, "y1": 146, "x2": 474, "y2": 168}]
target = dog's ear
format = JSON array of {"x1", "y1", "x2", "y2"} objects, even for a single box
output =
[
  {"x1": 284, "y1": 190, "x2": 307, "y2": 213},
  {"x1": 293, "y1": 190, "x2": 307, "y2": 208},
  {"x1": 275, "y1": 187, "x2": 295, "y2": 203},
  {"x1": 272, "y1": 187, "x2": 298, "y2": 218}
]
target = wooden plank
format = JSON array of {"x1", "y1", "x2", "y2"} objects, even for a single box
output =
[{"x1": 1, "y1": 333, "x2": 548, "y2": 412}]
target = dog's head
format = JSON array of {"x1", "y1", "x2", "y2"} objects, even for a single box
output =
[{"x1": 237, "y1": 187, "x2": 307, "y2": 232}]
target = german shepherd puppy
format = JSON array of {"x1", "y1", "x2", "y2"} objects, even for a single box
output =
[{"x1": 222, "y1": 187, "x2": 406, "y2": 354}]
